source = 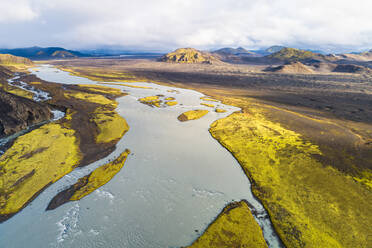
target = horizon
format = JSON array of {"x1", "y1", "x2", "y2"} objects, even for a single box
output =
[{"x1": 1, "y1": 1, "x2": 372, "y2": 54}]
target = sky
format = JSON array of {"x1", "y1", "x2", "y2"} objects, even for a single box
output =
[{"x1": 0, "y1": 0, "x2": 372, "y2": 53}]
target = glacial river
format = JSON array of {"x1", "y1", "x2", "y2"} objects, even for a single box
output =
[{"x1": 0, "y1": 65, "x2": 282, "y2": 248}]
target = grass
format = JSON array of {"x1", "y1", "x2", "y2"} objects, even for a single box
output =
[
  {"x1": 165, "y1": 97, "x2": 175, "y2": 100},
  {"x1": 209, "y1": 109, "x2": 372, "y2": 248},
  {"x1": 178, "y1": 110, "x2": 209, "y2": 122},
  {"x1": 187, "y1": 201, "x2": 268, "y2": 248},
  {"x1": 0, "y1": 122, "x2": 81, "y2": 217},
  {"x1": 200, "y1": 103, "x2": 215, "y2": 108},
  {"x1": 70, "y1": 149, "x2": 130, "y2": 201}
]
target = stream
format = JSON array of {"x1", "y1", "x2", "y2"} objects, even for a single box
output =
[{"x1": 0, "y1": 65, "x2": 282, "y2": 248}]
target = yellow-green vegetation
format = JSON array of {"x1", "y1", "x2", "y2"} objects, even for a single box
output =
[
  {"x1": 59, "y1": 67, "x2": 137, "y2": 82},
  {"x1": 167, "y1": 89, "x2": 180, "y2": 93},
  {"x1": 268, "y1": 47, "x2": 327, "y2": 61},
  {"x1": 70, "y1": 149, "x2": 130, "y2": 201},
  {"x1": 160, "y1": 48, "x2": 218, "y2": 64},
  {"x1": 188, "y1": 201, "x2": 268, "y2": 248},
  {"x1": 201, "y1": 103, "x2": 215, "y2": 108},
  {"x1": 64, "y1": 91, "x2": 115, "y2": 106},
  {"x1": 209, "y1": 110, "x2": 372, "y2": 248},
  {"x1": 165, "y1": 101, "x2": 178, "y2": 106},
  {"x1": 177, "y1": 110, "x2": 209, "y2": 122},
  {"x1": 78, "y1": 84, "x2": 125, "y2": 96},
  {"x1": 200, "y1": 97, "x2": 219, "y2": 102},
  {"x1": 0, "y1": 83, "x2": 34, "y2": 99},
  {"x1": 215, "y1": 108, "x2": 227, "y2": 113},
  {"x1": 164, "y1": 97, "x2": 175, "y2": 101},
  {"x1": 139, "y1": 95, "x2": 161, "y2": 107},
  {"x1": 65, "y1": 86, "x2": 128, "y2": 144},
  {"x1": 99, "y1": 82, "x2": 152, "y2": 89},
  {"x1": 93, "y1": 106, "x2": 129, "y2": 143},
  {"x1": 0, "y1": 123, "x2": 81, "y2": 217}
]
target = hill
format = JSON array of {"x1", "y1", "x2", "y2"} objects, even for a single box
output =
[
  {"x1": 267, "y1": 47, "x2": 333, "y2": 62},
  {"x1": 160, "y1": 48, "x2": 219, "y2": 64},
  {"x1": 334, "y1": 50, "x2": 372, "y2": 62},
  {"x1": 0, "y1": 54, "x2": 33, "y2": 66},
  {"x1": 332, "y1": 64, "x2": 372, "y2": 74},
  {"x1": 0, "y1": 46, "x2": 88, "y2": 59},
  {"x1": 265, "y1": 61, "x2": 314, "y2": 74}
]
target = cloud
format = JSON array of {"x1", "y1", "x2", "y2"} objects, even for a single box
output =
[
  {"x1": 0, "y1": 0, "x2": 38, "y2": 23},
  {"x1": 0, "y1": 0, "x2": 371, "y2": 52}
]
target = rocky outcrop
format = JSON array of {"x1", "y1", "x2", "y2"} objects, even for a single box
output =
[
  {"x1": 0, "y1": 89, "x2": 52, "y2": 137},
  {"x1": 160, "y1": 48, "x2": 219, "y2": 64}
]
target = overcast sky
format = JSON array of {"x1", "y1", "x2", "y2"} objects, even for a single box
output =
[{"x1": 1, "y1": 0, "x2": 371, "y2": 52}]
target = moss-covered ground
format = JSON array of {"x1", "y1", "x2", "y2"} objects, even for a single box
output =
[
  {"x1": 70, "y1": 149, "x2": 130, "y2": 201},
  {"x1": 0, "y1": 122, "x2": 81, "y2": 221},
  {"x1": 200, "y1": 103, "x2": 215, "y2": 108},
  {"x1": 187, "y1": 201, "x2": 268, "y2": 248},
  {"x1": 215, "y1": 108, "x2": 227, "y2": 113},
  {"x1": 0, "y1": 74, "x2": 130, "y2": 222},
  {"x1": 210, "y1": 109, "x2": 372, "y2": 248},
  {"x1": 178, "y1": 110, "x2": 209, "y2": 122}
]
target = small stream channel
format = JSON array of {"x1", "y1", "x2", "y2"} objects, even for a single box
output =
[{"x1": 0, "y1": 65, "x2": 282, "y2": 248}]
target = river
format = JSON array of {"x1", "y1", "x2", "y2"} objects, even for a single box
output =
[{"x1": 0, "y1": 65, "x2": 282, "y2": 248}]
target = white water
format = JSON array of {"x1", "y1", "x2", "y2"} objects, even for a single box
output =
[{"x1": 0, "y1": 65, "x2": 282, "y2": 248}]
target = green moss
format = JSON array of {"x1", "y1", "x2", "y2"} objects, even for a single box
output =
[
  {"x1": 0, "y1": 83, "x2": 34, "y2": 99},
  {"x1": 209, "y1": 110, "x2": 372, "y2": 248},
  {"x1": 92, "y1": 106, "x2": 129, "y2": 144},
  {"x1": 201, "y1": 103, "x2": 215, "y2": 108},
  {"x1": 0, "y1": 123, "x2": 81, "y2": 216},
  {"x1": 70, "y1": 149, "x2": 130, "y2": 200},
  {"x1": 215, "y1": 108, "x2": 227, "y2": 113},
  {"x1": 187, "y1": 201, "x2": 268, "y2": 248},
  {"x1": 165, "y1": 101, "x2": 178, "y2": 106},
  {"x1": 178, "y1": 110, "x2": 209, "y2": 122},
  {"x1": 139, "y1": 95, "x2": 162, "y2": 107}
]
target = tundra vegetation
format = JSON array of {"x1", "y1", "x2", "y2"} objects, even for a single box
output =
[
  {"x1": 46, "y1": 149, "x2": 130, "y2": 210},
  {"x1": 177, "y1": 110, "x2": 209, "y2": 122},
  {"x1": 187, "y1": 201, "x2": 268, "y2": 248}
]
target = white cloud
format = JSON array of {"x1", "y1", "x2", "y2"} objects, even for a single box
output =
[
  {"x1": 0, "y1": 0, "x2": 38, "y2": 23},
  {"x1": 0, "y1": 0, "x2": 372, "y2": 52}
]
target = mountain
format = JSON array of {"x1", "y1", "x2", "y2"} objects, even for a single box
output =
[
  {"x1": 333, "y1": 50, "x2": 372, "y2": 62},
  {"x1": 160, "y1": 48, "x2": 220, "y2": 64},
  {"x1": 265, "y1": 61, "x2": 314, "y2": 74},
  {"x1": 0, "y1": 54, "x2": 33, "y2": 66},
  {"x1": 213, "y1": 47, "x2": 255, "y2": 55},
  {"x1": 265, "y1": 45, "x2": 286, "y2": 54},
  {"x1": 267, "y1": 47, "x2": 331, "y2": 62},
  {"x1": 0, "y1": 47, "x2": 88, "y2": 59}
]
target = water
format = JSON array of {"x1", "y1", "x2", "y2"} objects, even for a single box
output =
[{"x1": 0, "y1": 66, "x2": 282, "y2": 247}]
